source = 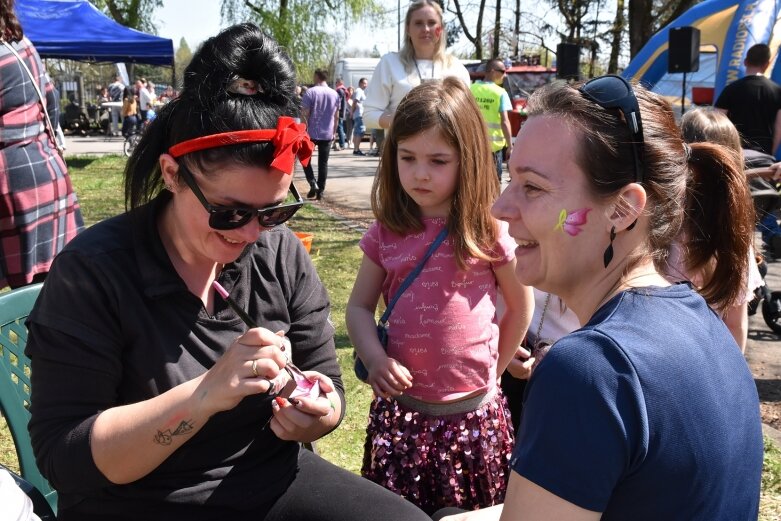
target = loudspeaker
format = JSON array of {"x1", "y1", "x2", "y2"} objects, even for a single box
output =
[
  {"x1": 668, "y1": 27, "x2": 700, "y2": 73},
  {"x1": 556, "y1": 43, "x2": 581, "y2": 80}
]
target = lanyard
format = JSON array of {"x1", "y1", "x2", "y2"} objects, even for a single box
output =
[{"x1": 413, "y1": 58, "x2": 434, "y2": 82}]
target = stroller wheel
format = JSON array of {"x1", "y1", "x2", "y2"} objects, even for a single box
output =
[{"x1": 762, "y1": 290, "x2": 781, "y2": 335}]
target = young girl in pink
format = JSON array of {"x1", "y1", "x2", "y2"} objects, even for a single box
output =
[{"x1": 346, "y1": 77, "x2": 533, "y2": 514}]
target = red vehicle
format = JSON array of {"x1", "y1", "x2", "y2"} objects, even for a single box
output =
[{"x1": 467, "y1": 62, "x2": 557, "y2": 135}]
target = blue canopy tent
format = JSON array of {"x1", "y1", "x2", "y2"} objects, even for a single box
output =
[{"x1": 15, "y1": 0, "x2": 174, "y2": 65}]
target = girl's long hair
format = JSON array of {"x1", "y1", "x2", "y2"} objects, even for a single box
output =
[{"x1": 372, "y1": 77, "x2": 501, "y2": 269}]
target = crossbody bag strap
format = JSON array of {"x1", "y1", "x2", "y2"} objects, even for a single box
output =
[
  {"x1": 1, "y1": 40, "x2": 61, "y2": 153},
  {"x1": 379, "y1": 226, "x2": 448, "y2": 326}
]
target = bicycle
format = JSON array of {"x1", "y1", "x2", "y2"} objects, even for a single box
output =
[
  {"x1": 123, "y1": 131, "x2": 141, "y2": 157},
  {"x1": 122, "y1": 108, "x2": 156, "y2": 158}
]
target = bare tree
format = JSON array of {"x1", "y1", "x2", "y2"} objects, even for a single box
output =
[
  {"x1": 450, "y1": 0, "x2": 488, "y2": 59},
  {"x1": 492, "y1": 0, "x2": 502, "y2": 57},
  {"x1": 512, "y1": 0, "x2": 521, "y2": 60}
]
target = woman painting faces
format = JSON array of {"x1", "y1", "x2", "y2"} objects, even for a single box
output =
[
  {"x1": 437, "y1": 76, "x2": 763, "y2": 520},
  {"x1": 25, "y1": 23, "x2": 430, "y2": 521},
  {"x1": 363, "y1": 0, "x2": 471, "y2": 133}
]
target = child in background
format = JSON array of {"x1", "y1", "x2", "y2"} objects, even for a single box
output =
[
  {"x1": 675, "y1": 107, "x2": 761, "y2": 353},
  {"x1": 346, "y1": 77, "x2": 533, "y2": 514},
  {"x1": 120, "y1": 86, "x2": 138, "y2": 137}
]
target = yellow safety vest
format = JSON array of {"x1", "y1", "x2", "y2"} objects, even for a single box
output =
[{"x1": 469, "y1": 81, "x2": 506, "y2": 152}]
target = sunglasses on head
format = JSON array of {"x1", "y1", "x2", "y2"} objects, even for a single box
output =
[
  {"x1": 578, "y1": 75, "x2": 645, "y2": 185},
  {"x1": 176, "y1": 163, "x2": 305, "y2": 230}
]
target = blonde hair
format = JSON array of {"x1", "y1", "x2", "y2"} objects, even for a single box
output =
[
  {"x1": 398, "y1": 0, "x2": 455, "y2": 72},
  {"x1": 372, "y1": 77, "x2": 501, "y2": 269}
]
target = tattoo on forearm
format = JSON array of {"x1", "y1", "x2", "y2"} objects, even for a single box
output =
[{"x1": 154, "y1": 420, "x2": 194, "y2": 445}]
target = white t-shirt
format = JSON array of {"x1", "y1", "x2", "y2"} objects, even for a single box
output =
[
  {"x1": 363, "y1": 52, "x2": 471, "y2": 129},
  {"x1": 139, "y1": 88, "x2": 155, "y2": 111},
  {"x1": 352, "y1": 87, "x2": 366, "y2": 118}
]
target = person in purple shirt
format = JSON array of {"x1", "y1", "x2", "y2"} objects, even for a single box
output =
[{"x1": 302, "y1": 69, "x2": 339, "y2": 200}]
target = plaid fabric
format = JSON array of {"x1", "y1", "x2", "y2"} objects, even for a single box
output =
[{"x1": 0, "y1": 38, "x2": 83, "y2": 289}]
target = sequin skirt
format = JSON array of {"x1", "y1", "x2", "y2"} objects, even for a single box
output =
[{"x1": 361, "y1": 388, "x2": 515, "y2": 514}]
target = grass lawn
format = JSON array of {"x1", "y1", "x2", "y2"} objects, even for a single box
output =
[{"x1": 2, "y1": 154, "x2": 781, "y2": 518}]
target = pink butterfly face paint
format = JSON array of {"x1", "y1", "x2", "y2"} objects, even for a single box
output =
[
  {"x1": 434, "y1": 26, "x2": 442, "y2": 39},
  {"x1": 554, "y1": 208, "x2": 591, "y2": 236}
]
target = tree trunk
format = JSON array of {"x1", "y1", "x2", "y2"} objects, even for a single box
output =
[
  {"x1": 608, "y1": 0, "x2": 625, "y2": 73},
  {"x1": 475, "y1": 0, "x2": 486, "y2": 59},
  {"x1": 512, "y1": 0, "x2": 520, "y2": 60},
  {"x1": 493, "y1": 0, "x2": 501, "y2": 58},
  {"x1": 628, "y1": 0, "x2": 651, "y2": 58}
]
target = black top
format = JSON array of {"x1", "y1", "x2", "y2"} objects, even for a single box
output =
[
  {"x1": 715, "y1": 74, "x2": 781, "y2": 155},
  {"x1": 26, "y1": 195, "x2": 343, "y2": 518}
]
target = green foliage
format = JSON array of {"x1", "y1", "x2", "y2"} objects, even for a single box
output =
[
  {"x1": 220, "y1": 0, "x2": 386, "y2": 82},
  {"x1": 91, "y1": 0, "x2": 164, "y2": 34},
  {"x1": 174, "y1": 38, "x2": 194, "y2": 90}
]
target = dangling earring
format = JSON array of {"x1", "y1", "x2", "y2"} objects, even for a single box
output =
[{"x1": 603, "y1": 226, "x2": 616, "y2": 268}]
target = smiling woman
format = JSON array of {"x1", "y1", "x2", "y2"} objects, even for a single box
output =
[{"x1": 24, "y1": 22, "x2": 432, "y2": 521}]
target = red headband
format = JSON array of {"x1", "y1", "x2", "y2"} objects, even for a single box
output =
[{"x1": 167, "y1": 116, "x2": 314, "y2": 175}]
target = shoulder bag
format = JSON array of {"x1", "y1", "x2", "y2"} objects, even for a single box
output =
[{"x1": 354, "y1": 226, "x2": 448, "y2": 382}]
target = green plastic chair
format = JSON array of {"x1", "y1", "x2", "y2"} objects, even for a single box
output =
[{"x1": 0, "y1": 282, "x2": 58, "y2": 515}]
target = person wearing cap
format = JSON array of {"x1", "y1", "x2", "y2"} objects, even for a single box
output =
[
  {"x1": 24, "y1": 23, "x2": 431, "y2": 521},
  {"x1": 469, "y1": 59, "x2": 513, "y2": 181}
]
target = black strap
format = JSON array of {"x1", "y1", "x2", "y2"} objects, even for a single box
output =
[{"x1": 378, "y1": 226, "x2": 448, "y2": 327}]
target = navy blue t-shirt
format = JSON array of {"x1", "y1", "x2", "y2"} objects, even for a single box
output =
[{"x1": 512, "y1": 284, "x2": 762, "y2": 520}]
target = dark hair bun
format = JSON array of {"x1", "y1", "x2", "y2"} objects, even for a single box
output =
[{"x1": 181, "y1": 23, "x2": 297, "y2": 112}]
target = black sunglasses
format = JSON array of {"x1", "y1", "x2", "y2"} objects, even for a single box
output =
[
  {"x1": 578, "y1": 75, "x2": 645, "y2": 185},
  {"x1": 177, "y1": 164, "x2": 305, "y2": 230}
]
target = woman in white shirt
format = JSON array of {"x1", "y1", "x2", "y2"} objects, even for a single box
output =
[{"x1": 363, "y1": 0, "x2": 471, "y2": 131}]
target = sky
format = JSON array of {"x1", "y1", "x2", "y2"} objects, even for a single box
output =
[
  {"x1": 155, "y1": 0, "x2": 571, "y2": 62},
  {"x1": 155, "y1": 0, "x2": 400, "y2": 54}
]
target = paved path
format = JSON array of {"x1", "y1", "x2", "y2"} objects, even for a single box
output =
[{"x1": 64, "y1": 134, "x2": 781, "y2": 434}]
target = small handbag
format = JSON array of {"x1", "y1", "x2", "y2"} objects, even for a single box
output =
[
  {"x1": 354, "y1": 227, "x2": 448, "y2": 382},
  {"x1": 1, "y1": 40, "x2": 64, "y2": 157}
]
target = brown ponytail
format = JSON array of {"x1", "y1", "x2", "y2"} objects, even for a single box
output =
[{"x1": 682, "y1": 142, "x2": 754, "y2": 311}]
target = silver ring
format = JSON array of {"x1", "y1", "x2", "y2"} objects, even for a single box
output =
[{"x1": 251, "y1": 359, "x2": 259, "y2": 378}]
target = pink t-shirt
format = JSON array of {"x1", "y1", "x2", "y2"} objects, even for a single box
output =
[{"x1": 359, "y1": 218, "x2": 516, "y2": 401}]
